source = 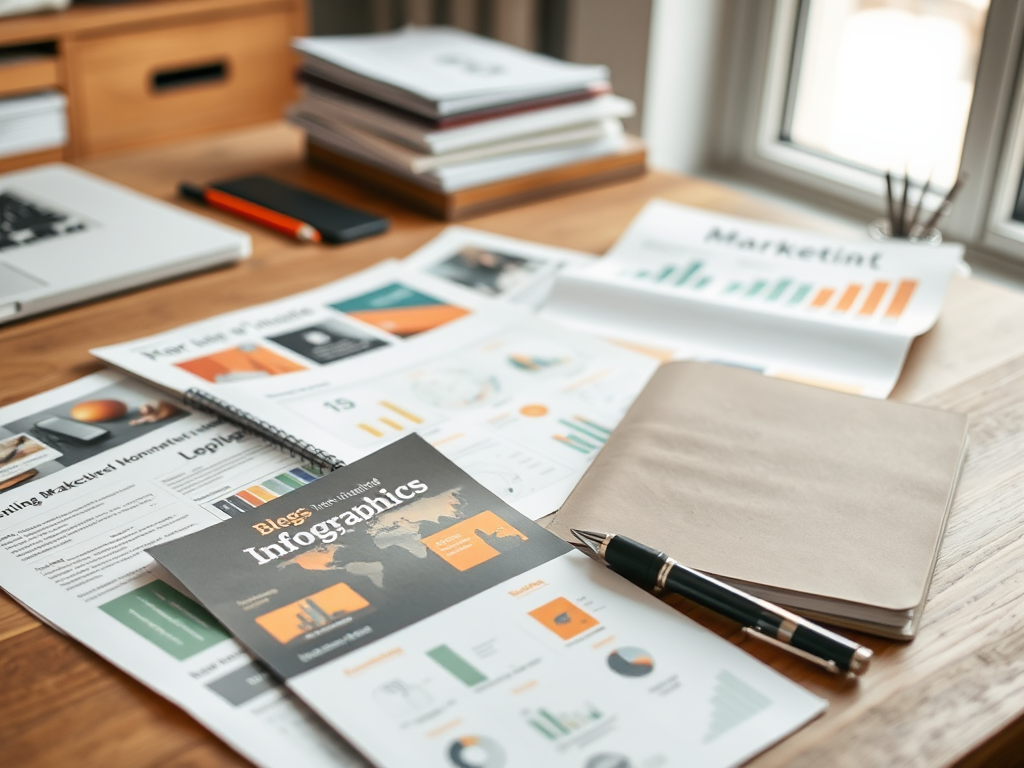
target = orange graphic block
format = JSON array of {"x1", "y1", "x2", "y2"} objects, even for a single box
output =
[
  {"x1": 176, "y1": 345, "x2": 306, "y2": 383},
  {"x1": 348, "y1": 305, "x2": 469, "y2": 337},
  {"x1": 256, "y1": 582, "x2": 370, "y2": 644},
  {"x1": 421, "y1": 510, "x2": 527, "y2": 572},
  {"x1": 529, "y1": 597, "x2": 599, "y2": 640}
]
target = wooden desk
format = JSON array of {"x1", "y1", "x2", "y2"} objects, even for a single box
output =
[{"x1": 3, "y1": 122, "x2": 1024, "y2": 768}]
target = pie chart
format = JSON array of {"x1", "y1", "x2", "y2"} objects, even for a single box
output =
[
  {"x1": 448, "y1": 735, "x2": 505, "y2": 768},
  {"x1": 607, "y1": 647, "x2": 655, "y2": 677}
]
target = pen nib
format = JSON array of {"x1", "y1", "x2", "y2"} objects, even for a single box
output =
[{"x1": 570, "y1": 528, "x2": 608, "y2": 557}]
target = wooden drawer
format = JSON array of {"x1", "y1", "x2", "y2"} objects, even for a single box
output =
[{"x1": 67, "y1": 5, "x2": 298, "y2": 157}]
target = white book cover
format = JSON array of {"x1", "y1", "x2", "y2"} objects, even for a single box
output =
[{"x1": 294, "y1": 26, "x2": 608, "y2": 116}]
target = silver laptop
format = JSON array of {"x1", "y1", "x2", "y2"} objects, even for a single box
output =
[{"x1": 0, "y1": 163, "x2": 250, "y2": 325}]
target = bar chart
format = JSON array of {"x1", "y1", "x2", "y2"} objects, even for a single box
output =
[
  {"x1": 522, "y1": 702, "x2": 604, "y2": 741},
  {"x1": 210, "y1": 465, "x2": 324, "y2": 517},
  {"x1": 623, "y1": 261, "x2": 919, "y2": 321},
  {"x1": 552, "y1": 415, "x2": 612, "y2": 455}
]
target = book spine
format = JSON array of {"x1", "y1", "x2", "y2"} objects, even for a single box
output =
[{"x1": 182, "y1": 388, "x2": 344, "y2": 473}]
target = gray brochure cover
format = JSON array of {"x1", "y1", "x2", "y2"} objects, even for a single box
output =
[{"x1": 149, "y1": 434, "x2": 569, "y2": 679}]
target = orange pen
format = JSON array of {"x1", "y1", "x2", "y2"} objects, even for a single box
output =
[{"x1": 179, "y1": 182, "x2": 322, "y2": 243}]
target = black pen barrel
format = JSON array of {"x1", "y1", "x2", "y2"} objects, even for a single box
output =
[{"x1": 603, "y1": 533, "x2": 863, "y2": 672}]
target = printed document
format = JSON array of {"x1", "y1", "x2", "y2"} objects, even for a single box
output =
[
  {"x1": 150, "y1": 434, "x2": 827, "y2": 768},
  {"x1": 93, "y1": 257, "x2": 655, "y2": 520},
  {"x1": 544, "y1": 200, "x2": 966, "y2": 397},
  {"x1": 0, "y1": 372, "x2": 368, "y2": 768}
]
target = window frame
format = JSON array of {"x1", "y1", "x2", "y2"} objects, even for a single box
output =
[{"x1": 718, "y1": 0, "x2": 1024, "y2": 264}]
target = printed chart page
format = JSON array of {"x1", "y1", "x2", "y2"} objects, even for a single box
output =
[
  {"x1": 544, "y1": 200, "x2": 965, "y2": 397},
  {"x1": 0, "y1": 372, "x2": 369, "y2": 768},
  {"x1": 400, "y1": 226, "x2": 595, "y2": 309},
  {"x1": 93, "y1": 260, "x2": 658, "y2": 519},
  {"x1": 150, "y1": 434, "x2": 827, "y2": 768}
]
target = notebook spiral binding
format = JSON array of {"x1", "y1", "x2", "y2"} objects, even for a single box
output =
[{"x1": 182, "y1": 388, "x2": 345, "y2": 473}]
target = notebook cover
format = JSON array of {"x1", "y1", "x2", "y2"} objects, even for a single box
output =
[{"x1": 548, "y1": 361, "x2": 968, "y2": 618}]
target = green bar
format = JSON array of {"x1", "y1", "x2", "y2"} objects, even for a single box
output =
[
  {"x1": 554, "y1": 436, "x2": 590, "y2": 454},
  {"x1": 694, "y1": 276, "x2": 712, "y2": 290},
  {"x1": 100, "y1": 581, "x2": 229, "y2": 661},
  {"x1": 275, "y1": 473, "x2": 304, "y2": 490},
  {"x1": 746, "y1": 280, "x2": 767, "y2": 297},
  {"x1": 427, "y1": 645, "x2": 487, "y2": 686},
  {"x1": 574, "y1": 416, "x2": 612, "y2": 436},
  {"x1": 656, "y1": 265, "x2": 675, "y2": 283},
  {"x1": 540, "y1": 709, "x2": 571, "y2": 735},
  {"x1": 636, "y1": 270, "x2": 650, "y2": 279},
  {"x1": 263, "y1": 478, "x2": 292, "y2": 496},
  {"x1": 565, "y1": 434, "x2": 598, "y2": 450},
  {"x1": 788, "y1": 283, "x2": 813, "y2": 305},
  {"x1": 529, "y1": 721, "x2": 557, "y2": 740},
  {"x1": 674, "y1": 261, "x2": 703, "y2": 286},
  {"x1": 723, "y1": 281, "x2": 742, "y2": 294},
  {"x1": 559, "y1": 419, "x2": 607, "y2": 444},
  {"x1": 766, "y1": 279, "x2": 792, "y2": 301}
]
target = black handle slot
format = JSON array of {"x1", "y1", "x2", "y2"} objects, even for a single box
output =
[{"x1": 152, "y1": 60, "x2": 228, "y2": 92}]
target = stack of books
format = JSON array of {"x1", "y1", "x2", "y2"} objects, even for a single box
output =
[
  {"x1": 0, "y1": 90, "x2": 66, "y2": 160},
  {"x1": 288, "y1": 26, "x2": 646, "y2": 219}
]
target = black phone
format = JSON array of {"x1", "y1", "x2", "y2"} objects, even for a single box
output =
[{"x1": 210, "y1": 175, "x2": 388, "y2": 244}]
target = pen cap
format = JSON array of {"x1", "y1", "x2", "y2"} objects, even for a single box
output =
[{"x1": 605, "y1": 535, "x2": 666, "y2": 592}]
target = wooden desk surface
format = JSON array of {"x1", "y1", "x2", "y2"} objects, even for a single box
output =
[{"x1": 3, "y1": 122, "x2": 1024, "y2": 768}]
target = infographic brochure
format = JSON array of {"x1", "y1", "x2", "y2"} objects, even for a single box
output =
[
  {"x1": 544, "y1": 200, "x2": 966, "y2": 397},
  {"x1": 93, "y1": 251, "x2": 656, "y2": 520},
  {"x1": 150, "y1": 434, "x2": 827, "y2": 768},
  {"x1": 0, "y1": 371, "x2": 369, "y2": 768}
]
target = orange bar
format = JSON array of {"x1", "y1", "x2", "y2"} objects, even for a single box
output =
[
  {"x1": 358, "y1": 423, "x2": 384, "y2": 437},
  {"x1": 381, "y1": 400, "x2": 423, "y2": 424},
  {"x1": 834, "y1": 284, "x2": 861, "y2": 312},
  {"x1": 810, "y1": 288, "x2": 835, "y2": 308},
  {"x1": 379, "y1": 417, "x2": 404, "y2": 431},
  {"x1": 858, "y1": 281, "x2": 890, "y2": 315},
  {"x1": 884, "y1": 280, "x2": 918, "y2": 319},
  {"x1": 247, "y1": 485, "x2": 277, "y2": 502}
]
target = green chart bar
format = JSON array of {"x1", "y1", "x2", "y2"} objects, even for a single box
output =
[
  {"x1": 427, "y1": 645, "x2": 487, "y2": 686},
  {"x1": 746, "y1": 280, "x2": 767, "y2": 297},
  {"x1": 787, "y1": 283, "x2": 813, "y2": 305},
  {"x1": 275, "y1": 473, "x2": 305, "y2": 490},
  {"x1": 723, "y1": 281, "x2": 742, "y2": 295},
  {"x1": 766, "y1": 279, "x2": 792, "y2": 301},
  {"x1": 674, "y1": 261, "x2": 703, "y2": 286},
  {"x1": 656, "y1": 265, "x2": 675, "y2": 283},
  {"x1": 694, "y1": 276, "x2": 712, "y2": 290},
  {"x1": 560, "y1": 419, "x2": 608, "y2": 444},
  {"x1": 635, "y1": 270, "x2": 650, "y2": 279}
]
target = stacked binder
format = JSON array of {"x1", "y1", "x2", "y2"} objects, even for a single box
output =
[{"x1": 288, "y1": 26, "x2": 646, "y2": 219}]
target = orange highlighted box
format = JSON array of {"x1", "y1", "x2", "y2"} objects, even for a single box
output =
[
  {"x1": 247, "y1": 485, "x2": 277, "y2": 503},
  {"x1": 859, "y1": 281, "x2": 890, "y2": 316},
  {"x1": 235, "y1": 489, "x2": 264, "y2": 507},
  {"x1": 176, "y1": 345, "x2": 306, "y2": 383},
  {"x1": 810, "y1": 287, "x2": 835, "y2": 308},
  {"x1": 421, "y1": 510, "x2": 527, "y2": 571},
  {"x1": 529, "y1": 597, "x2": 599, "y2": 640},
  {"x1": 256, "y1": 583, "x2": 370, "y2": 644},
  {"x1": 348, "y1": 305, "x2": 469, "y2": 337},
  {"x1": 833, "y1": 284, "x2": 861, "y2": 312},
  {"x1": 884, "y1": 279, "x2": 918, "y2": 320}
]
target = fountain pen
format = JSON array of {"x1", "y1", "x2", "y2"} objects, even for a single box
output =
[{"x1": 571, "y1": 528, "x2": 872, "y2": 677}]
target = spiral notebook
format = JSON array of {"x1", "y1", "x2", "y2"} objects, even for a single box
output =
[
  {"x1": 547, "y1": 361, "x2": 969, "y2": 639},
  {"x1": 91, "y1": 252, "x2": 660, "y2": 520}
]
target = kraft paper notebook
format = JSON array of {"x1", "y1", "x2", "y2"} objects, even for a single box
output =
[{"x1": 548, "y1": 361, "x2": 969, "y2": 639}]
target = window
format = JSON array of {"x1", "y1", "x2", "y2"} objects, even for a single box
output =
[{"x1": 719, "y1": 0, "x2": 1024, "y2": 263}]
